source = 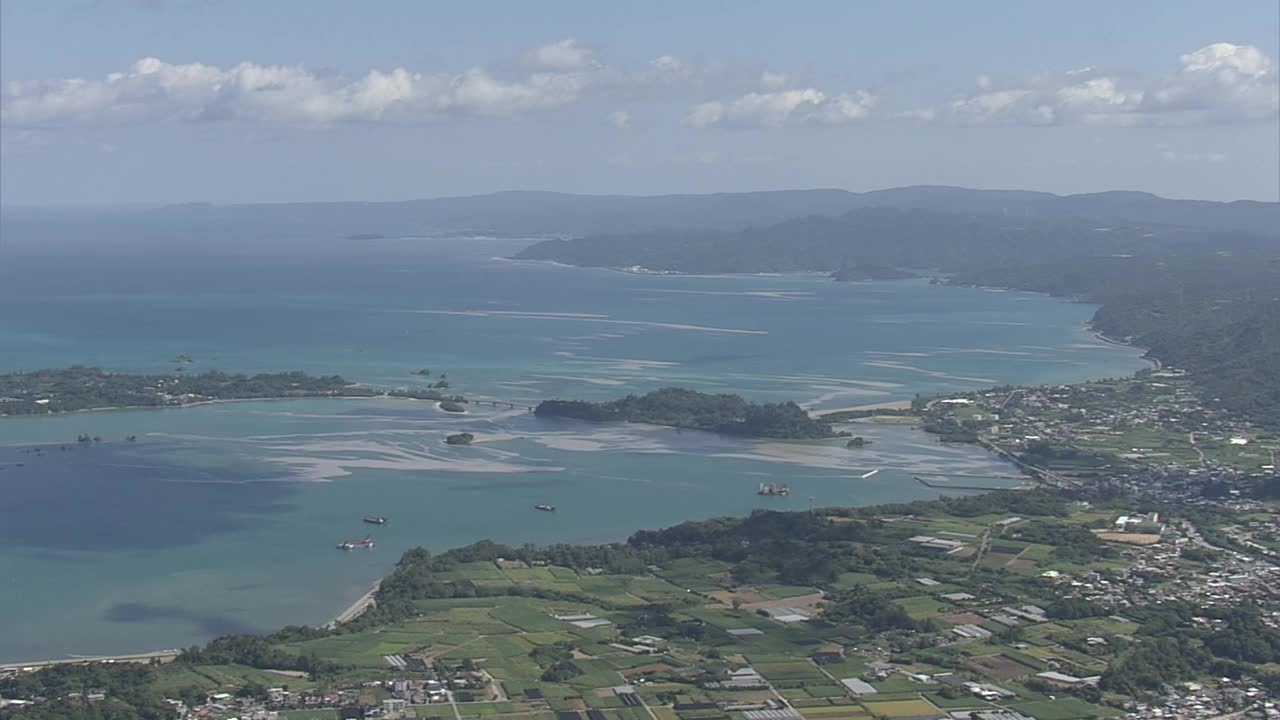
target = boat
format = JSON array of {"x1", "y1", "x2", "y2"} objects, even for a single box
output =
[
  {"x1": 362, "y1": 516, "x2": 387, "y2": 525},
  {"x1": 757, "y1": 482, "x2": 790, "y2": 496},
  {"x1": 337, "y1": 535, "x2": 376, "y2": 550},
  {"x1": 534, "y1": 504, "x2": 556, "y2": 512}
]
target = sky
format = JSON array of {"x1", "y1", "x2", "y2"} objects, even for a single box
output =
[{"x1": 1, "y1": 0, "x2": 1278, "y2": 206}]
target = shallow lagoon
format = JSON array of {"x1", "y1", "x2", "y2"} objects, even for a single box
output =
[{"x1": 0, "y1": 237, "x2": 1146, "y2": 660}]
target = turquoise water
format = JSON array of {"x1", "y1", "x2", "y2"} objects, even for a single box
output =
[{"x1": 0, "y1": 235, "x2": 1146, "y2": 661}]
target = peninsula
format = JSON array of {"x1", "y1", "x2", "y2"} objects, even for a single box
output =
[
  {"x1": 534, "y1": 387, "x2": 845, "y2": 439},
  {"x1": 0, "y1": 367, "x2": 467, "y2": 415}
]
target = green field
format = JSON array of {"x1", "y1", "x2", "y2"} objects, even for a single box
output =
[
  {"x1": 1011, "y1": 698, "x2": 1121, "y2": 719},
  {"x1": 48, "y1": 491, "x2": 1249, "y2": 720},
  {"x1": 859, "y1": 698, "x2": 941, "y2": 718}
]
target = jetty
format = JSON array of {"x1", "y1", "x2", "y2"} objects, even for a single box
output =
[
  {"x1": 327, "y1": 581, "x2": 381, "y2": 628},
  {"x1": 913, "y1": 475, "x2": 1020, "y2": 492},
  {"x1": 469, "y1": 399, "x2": 535, "y2": 411}
]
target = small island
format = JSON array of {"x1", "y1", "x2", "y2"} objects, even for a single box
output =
[
  {"x1": 846, "y1": 436, "x2": 870, "y2": 447},
  {"x1": 0, "y1": 367, "x2": 468, "y2": 415},
  {"x1": 439, "y1": 400, "x2": 467, "y2": 413},
  {"x1": 534, "y1": 387, "x2": 845, "y2": 439},
  {"x1": 445, "y1": 432, "x2": 475, "y2": 446}
]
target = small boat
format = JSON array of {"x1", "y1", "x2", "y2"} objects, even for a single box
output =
[
  {"x1": 534, "y1": 504, "x2": 556, "y2": 512},
  {"x1": 337, "y1": 535, "x2": 376, "y2": 550},
  {"x1": 362, "y1": 516, "x2": 387, "y2": 525}
]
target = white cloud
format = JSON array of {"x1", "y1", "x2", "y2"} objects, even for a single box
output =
[
  {"x1": 525, "y1": 39, "x2": 600, "y2": 72},
  {"x1": 933, "y1": 42, "x2": 1278, "y2": 126},
  {"x1": 896, "y1": 107, "x2": 937, "y2": 122},
  {"x1": 650, "y1": 55, "x2": 685, "y2": 74},
  {"x1": 642, "y1": 54, "x2": 709, "y2": 88},
  {"x1": 812, "y1": 91, "x2": 877, "y2": 124},
  {"x1": 5, "y1": 40, "x2": 1273, "y2": 132},
  {"x1": 760, "y1": 71, "x2": 789, "y2": 89},
  {"x1": 1, "y1": 51, "x2": 601, "y2": 127},
  {"x1": 687, "y1": 87, "x2": 876, "y2": 128},
  {"x1": 1160, "y1": 149, "x2": 1227, "y2": 163},
  {"x1": 686, "y1": 101, "x2": 725, "y2": 128}
]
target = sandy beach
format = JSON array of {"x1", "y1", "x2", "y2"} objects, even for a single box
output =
[{"x1": 813, "y1": 400, "x2": 914, "y2": 416}]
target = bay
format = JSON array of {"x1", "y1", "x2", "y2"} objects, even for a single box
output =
[{"x1": 0, "y1": 235, "x2": 1146, "y2": 661}]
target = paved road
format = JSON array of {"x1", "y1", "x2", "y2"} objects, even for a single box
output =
[{"x1": 0, "y1": 650, "x2": 180, "y2": 671}]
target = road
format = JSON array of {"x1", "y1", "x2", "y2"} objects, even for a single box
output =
[
  {"x1": 0, "y1": 650, "x2": 181, "y2": 671},
  {"x1": 447, "y1": 691, "x2": 464, "y2": 720},
  {"x1": 1189, "y1": 431, "x2": 1207, "y2": 465},
  {"x1": 328, "y1": 581, "x2": 380, "y2": 628}
]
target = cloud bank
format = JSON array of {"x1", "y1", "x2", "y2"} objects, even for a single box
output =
[
  {"x1": 1, "y1": 51, "x2": 601, "y2": 127},
  {"x1": 2, "y1": 41, "x2": 1274, "y2": 130},
  {"x1": 932, "y1": 42, "x2": 1278, "y2": 127}
]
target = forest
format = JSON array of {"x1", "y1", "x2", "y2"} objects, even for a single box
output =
[
  {"x1": 515, "y1": 206, "x2": 1276, "y2": 275},
  {"x1": 952, "y1": 253, "x2": 1280, "y2": 427},
  {"x1": 0, "y1": 367, "x2": 374, "y2": 415},
  {"x1": 535, "y1": 387, "x2": 843, "y2": 439},
  {"x1": 0, "y1": 367, "x2": 467, "y2": 415},
  {"x1": 520, "y1": 205, "x2": 1280, "y2": 428}
]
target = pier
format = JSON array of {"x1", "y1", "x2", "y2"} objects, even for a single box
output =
[
  {"x1": 912, "y1": 471, "x2": 1026, "y2": 480},
  {"x1": 913, "y1": 475, "x2": 1022, "y2": 492},
  {"x1": 469, "y1": 399, "x2": 536, "y2": 411}
]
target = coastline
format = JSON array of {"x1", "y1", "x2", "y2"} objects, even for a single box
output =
[
  {"x1": 0, "y1": 393, "x2": 467, "y2": 423},
  {"x1": 813, "y1": 400, "x2": 913, "y2": 417},
  {"x1": 1092, "y1": 330, "x2": 1161, "y2": 369},
  {"x1": 0, "y1": 581, "x2": 384, "y2": 668},
  {"x1": 327, "y1": 581, "x2": 381, "y2": 628},
  {"x1": 0, "y1": 649, "x2": 181, "y2": 671}
]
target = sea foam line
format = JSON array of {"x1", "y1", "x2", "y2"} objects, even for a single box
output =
[{"x1": 395, "y1": 309, "x2": 767, "y2": 335}]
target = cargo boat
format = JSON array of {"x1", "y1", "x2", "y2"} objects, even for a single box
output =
[{"x1": 335, "y1": 532, "x2": 373, "y2": 548}]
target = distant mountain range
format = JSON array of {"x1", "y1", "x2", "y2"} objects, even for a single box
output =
[
  {"x1": 6, "y1": 186, "x2": 1273, "y2": 240},
  {"x1": 514, "y1": 205, "x2": 1278, "y2": 275},
  {"x1": 162, "y1": 186, "x2": 1279, "y2": 236}
]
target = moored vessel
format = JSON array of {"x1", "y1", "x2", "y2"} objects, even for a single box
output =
[{"x1": 337, "y1": 535, "x2": 376, "y2": 550}]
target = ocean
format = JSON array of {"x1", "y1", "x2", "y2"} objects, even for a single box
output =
[{"x1": 0, "y1": 233, "x2": 1146, "y2": 661}]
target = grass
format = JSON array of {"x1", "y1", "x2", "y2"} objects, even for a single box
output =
[
  {"x1": 144, "y1": 504, "x2": 1181, "y2": 718},
  {"x1": 153, "y1": 663, "x2": 318, "y2": 693},
  {"x1": 758, "y1": 584, "x2": 821, "y2": 599},
  {"x1": 1011, "y1": 698, "x2": 1121, "y2": 719},
  {"x1": 859, "y1": 698, "x2": 940, "y2": 718},
  {"x1": 281, "y1": 711, "x2": 339, "y2": 720},
  {"x1": 793, "y1": 702, "x2": 875, "y2": 712},
  {"x1": 890, "y1": 596, "x2": 947, "y2": 619},
  {"x1": 752, "y1": 661, "x2": 828, "y2": 682}
]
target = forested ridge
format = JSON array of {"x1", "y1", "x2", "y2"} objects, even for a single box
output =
[
  {"x1": 951, "y1": 253, "x2": 1280, "y2": 427},
  {"x1": 515, "y1": 207, "x2": 1275, "y2": 274},
  {"x1": 534, "y1": 387, "x2": 842, "y2": 439},
  {"x1": 0, "y1": 367, "x2": 467, "y2": 416},
  {"x1": 0, "y1": 367, "x2": 373, "y2": 415},
  {"x1": 518, "y1": 206, "x2": 1280, "y2": 428}
]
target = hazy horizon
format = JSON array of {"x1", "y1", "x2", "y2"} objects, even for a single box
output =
[
  {"x1": 1, "y1": 182, "x2": 1275, "y2": 212},
  {"x1": 3, "y1": 1, "x2": 1278, "y2": 206}
]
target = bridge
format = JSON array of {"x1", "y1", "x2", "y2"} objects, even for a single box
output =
[
  {"x1": 913, "y1": 475, "x2": 1022, "y2": 492},
  {"x1": 469, "y1": 399, "x2": 536, "y2": 411}
]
